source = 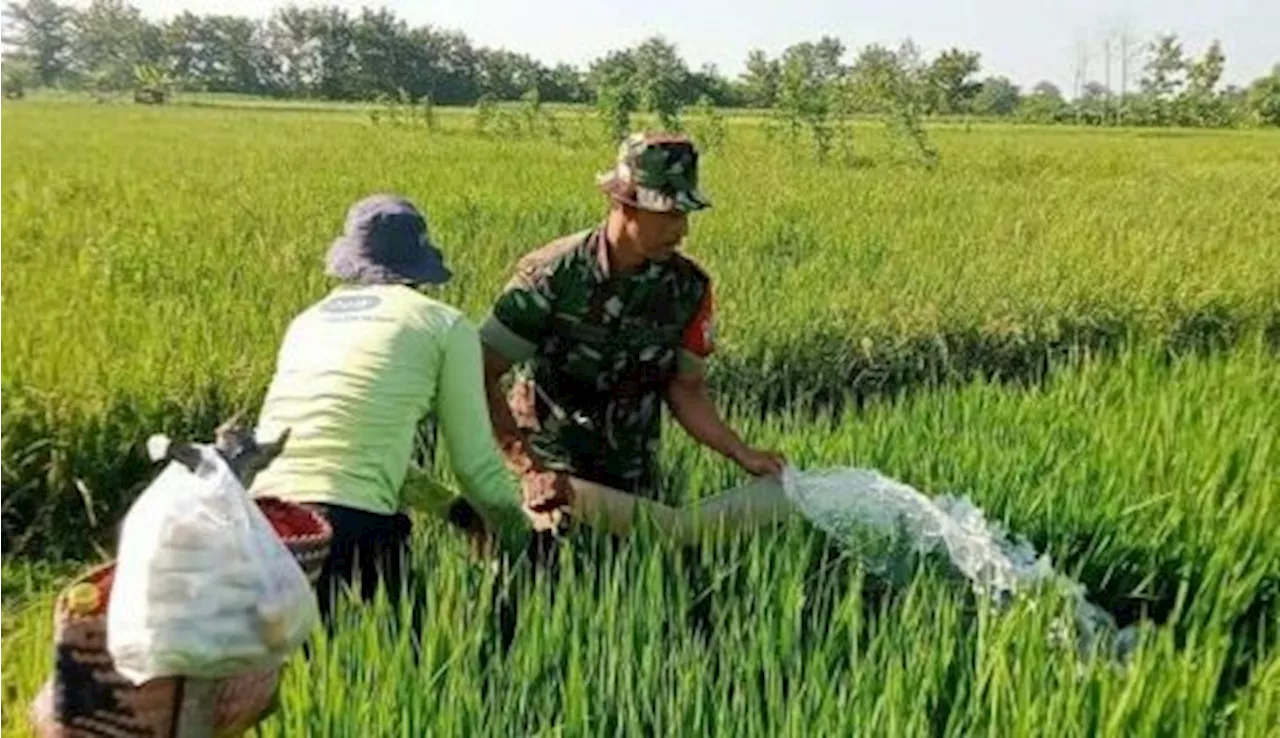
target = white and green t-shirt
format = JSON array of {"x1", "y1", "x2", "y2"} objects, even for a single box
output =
[{"x1": 251, "y1": 284, "x2": 524, "y2": 537}]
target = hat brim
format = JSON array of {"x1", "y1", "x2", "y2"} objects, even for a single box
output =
[
  {"x1": 324, "y1": 236, "x2": 453, "y2": 286},
  {"x1": 597, "y1": 171, "x2": 711, "y2": 214}
]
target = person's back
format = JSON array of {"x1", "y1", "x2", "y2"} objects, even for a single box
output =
[
  {"x1": 247, "y1": 193, "x2": 530, "y2": 623},
  {"x1": 251, "y1": 283, "x2": 459, "y2": 515}
]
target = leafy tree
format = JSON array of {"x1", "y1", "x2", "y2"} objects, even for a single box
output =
[
  {"x1": 971, "y1": 76, "x2": 1020, "y2": 116},
  {"x1": 631, "y1": 35, "x2": 688, "y2": 129},
  {"x1": 776, "y1": 40, "x2": 835, "y2": 155},
  {"x1": 740, "y1": 49, "x2": 780, "y2": 108},
  {"x1": 591, "y1": 49, "x2": 638, "y2": 142},
  {"x1": 0, "y1": 0, "x2": 1261, "y2": 135},
  {"x1": 689, "y1": 93, "x2": 727, "y2": 150},
  {"x1": 688, "y1": 62, "x2": 741, "y2": 107},
  {"x1": 477, "y1": 48, "x2": 544, "y2": 101},
  {"x1": 1074, "y1": 81, "x2": 1110, "y2": 124},
  {"x1": 925, "y1": 47, "x2": 982, "y2": 114},
  {"x1": 2, "y1": 53, "x2": 38, "y2": 96},
  {"x1": 131, "y1": 61, "x2": 172, "y2": 103},
  {"x1": 845, "y1": 44, "x2": 900, "y2": 114},
  {"x1": 262, "y1": 6, "x2": 321, "y2": 97},
  {"x1": 1246, "y1": 64, "x2": 1280, "y2": 126},
  {"x1": 545, "y1": 62, "x2": 586, "y2": 103},
  {"x1": 884, "y1": 39, "x2": 939, "y2": 167},
  {"x1": 347, "y1": 7, "x2": 419, "y2": 100},
  {"x1": 1018, "y1": 81, "x2": 1068, "y2": 123},
  {"x1": 1178, "y1": 39, "x2": 1230, "y2": 126},
  {"x1": 1139, "y1": 34, "x2": 1186, "y2": 125},
  {"x1": 71, "y1": 0, "x2": 164, "y2": 91},
  {"x1": 2, "y1": 0, "x2": 74, "y2": 86},
  {"x1": 165, "y1": 13, "x2": 272, "y2": 94},
  {"x1": 812, "y1": 36, "x2": 846, "y2": 81}
]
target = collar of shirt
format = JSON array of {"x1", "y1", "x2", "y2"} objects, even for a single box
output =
[{"x1": 589, "y1": 223, "x2": 663, "y2": 284}]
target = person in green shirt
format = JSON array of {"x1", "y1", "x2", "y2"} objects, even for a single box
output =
[{"x1": 250, "y1": 193, "x2": 546, "y2": 621}]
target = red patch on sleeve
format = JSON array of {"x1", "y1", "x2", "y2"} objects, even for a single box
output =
[{"x1": 681, "y1": 287, "x2": 716, "y2": 358}]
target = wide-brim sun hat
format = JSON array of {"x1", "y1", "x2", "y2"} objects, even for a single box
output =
[
  {"x1": 325, "y1": 194, "x2": 452, "y2": 285},
  {"x1": 596, "y1": 132, "x2": 712, "y2": 214}
]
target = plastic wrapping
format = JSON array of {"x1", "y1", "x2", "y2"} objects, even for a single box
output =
[{"x1": 106, "y1": 443, "x2": 319, "y2": 684}]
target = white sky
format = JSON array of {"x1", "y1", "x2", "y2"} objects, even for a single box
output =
[{"x1": 115, "y1": 0, "x2": 1278, "y2": 92}]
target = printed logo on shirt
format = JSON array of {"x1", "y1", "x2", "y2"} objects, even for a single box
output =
[{"x1": 322, "y1": 295, "x2": 382, "y2": 314}]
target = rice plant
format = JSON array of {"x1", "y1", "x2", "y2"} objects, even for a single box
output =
[{"x1": 1, "y1": 99, "x2": 1277, "y2": 736}]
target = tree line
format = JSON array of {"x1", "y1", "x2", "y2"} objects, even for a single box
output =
[{"x1": 3, "y1": 0, "x2": 1278, "y2": 128}]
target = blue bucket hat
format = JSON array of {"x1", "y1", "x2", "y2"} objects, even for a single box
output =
[{"x1": 325, "y1": 194, "x2": 452, "y2": 285}]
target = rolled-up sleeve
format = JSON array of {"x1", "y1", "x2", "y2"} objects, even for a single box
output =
[
  {"x1": 433, "y1": 317, "x2": 530, "y2": 545},
  {"x1": 677, "y1": 283, "x2": 716, "y2": 378}
]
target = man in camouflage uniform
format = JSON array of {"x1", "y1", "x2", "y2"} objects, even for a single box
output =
[{"x1": 479, "y1": 132, "x2": 785, "y2": 522}]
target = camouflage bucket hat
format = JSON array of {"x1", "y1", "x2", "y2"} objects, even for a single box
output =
[{"x1": 596, "y1": 132, "x2": 712, "y2": 214}]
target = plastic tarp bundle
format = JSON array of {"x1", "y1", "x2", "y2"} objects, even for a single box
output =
[
  {"x1": 779, "y1": 466, "x2": 1055, "y2": 599},
  {"x1": 107, "y1": 442, "x2": 319, "y2": 684},
  {"x1": 779, "y1": 466, "x2": 1137, "y2": 660}
]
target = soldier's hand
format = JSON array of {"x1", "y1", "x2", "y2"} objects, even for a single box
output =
[
  {"x1": 521, "y1": 469, "x2": 573, "y2": 532},
  {"x1": 732, "y1": 446, "x2": 787, "y2": 478}
]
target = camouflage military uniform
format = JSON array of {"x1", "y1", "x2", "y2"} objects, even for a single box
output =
[{"x1": 479, "y1": 133, "x2": 717, "y2": 497}]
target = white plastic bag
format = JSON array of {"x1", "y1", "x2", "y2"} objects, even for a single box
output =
[{"x1": 107, "y1": 442, "x2": 318, "y2": 684}]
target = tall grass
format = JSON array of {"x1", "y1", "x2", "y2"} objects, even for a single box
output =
[
  {"x1": 2, "y1": 102, "x2": 1278, "y2": 555},
  {"x1": 3, "y1": 343, "x2": 1275, "y2": 736}
]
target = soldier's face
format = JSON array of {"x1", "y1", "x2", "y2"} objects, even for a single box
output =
[{"x1": 628, "y1": 208, "x2": 688, "y2": 261}]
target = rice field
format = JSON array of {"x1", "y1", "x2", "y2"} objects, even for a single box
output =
[{"x1": 1, "y1": 100, "x2": 1278, "y2": 736}]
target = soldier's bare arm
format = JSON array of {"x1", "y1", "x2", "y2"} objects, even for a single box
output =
[
  {"x1": 665, "y1": 373, "x2": 745, "y2": 457},
  {"x1": 666, "y1": 284, "x2": 785, "y2": 477},
  {"x1": 666, "y1": 375, "x2": 785, "y2": 477}
]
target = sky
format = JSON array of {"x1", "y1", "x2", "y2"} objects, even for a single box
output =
[{"x1": 118, "y1": 0, "x2": 1277, "y2": 93}]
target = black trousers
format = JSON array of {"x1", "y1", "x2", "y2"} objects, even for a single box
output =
[{"x1": 302, "y1": 502, "x2": 413, "y2": 625}]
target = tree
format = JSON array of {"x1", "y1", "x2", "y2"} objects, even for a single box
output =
[
  {"x1": 631, "y1": 35, "x2": 688, "y2": 129},
  {"x1": 258, "y1": 6, "x2": 312, "y2": 96},
  {"x1": 477, "y1": 48, "x2": 544, "y2": 100},
  {"x1": 845, "y1": 43, "x2": 900, "y2": 114},
  {"x1": 348, "y1": 7, "x2": 419, "y2": 100},
  {"x1": 2, "y1": 0, "x2": 74, "y2": 86},
  {"x1": 72, "y1": 0, "x2": 165, "y2": 93},
  {"x1": 740, "y1": 49, "x2": 780, "y2": 108},
  {"x1": 1140, "y1": 34, "x2": 1186, "y2": 97},
  {"x1": 545, "y1": 62, "x2": 586, "y2": 103},
  {"x1": 431, "y1": 29, "x2": 482, "y2": 104},
  {"x1": 1179, "y1": 39, "x2": 1229, "y2": 126},
  {"x1": 167, "y1": 13, "x2": 272, "y2": 95},
  {"x1": 590, "y1": 48, "x2": 638, "y2": 141},
  {"x1": 1185, "y1": 39, "x2": 1224, "y2": 97},
  {"x1": 688, "y1": 62, "x2": 740, "y2": 107},
  {"x1": 925, "y1": 47, "x2": 982, "y2": 114},
  {"x1": 775, "y1": 41, "x2": 833, "y2": 147},
  {"x1": 1246, "y1": 64, "x2": 1280, "y2": 126},
  {"x1": 1075, "y1": 81, "x2": 1110, "y2": 124},
  {"x1": 2, "y1": 53, "x2": 38, "y2": 96},
  {"x1": 971, "y1": 76, "x2": 1020, "y2": 116},
  {"x1": 1018, "y1": 81, "x2": 1068, "y2": 123},
  {"x1": 1139, "y1": 34, "x2": 1186, "y2": 125},
  {"x1": 812, "y1": 36, "x2": 846, "y2": 82}
]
